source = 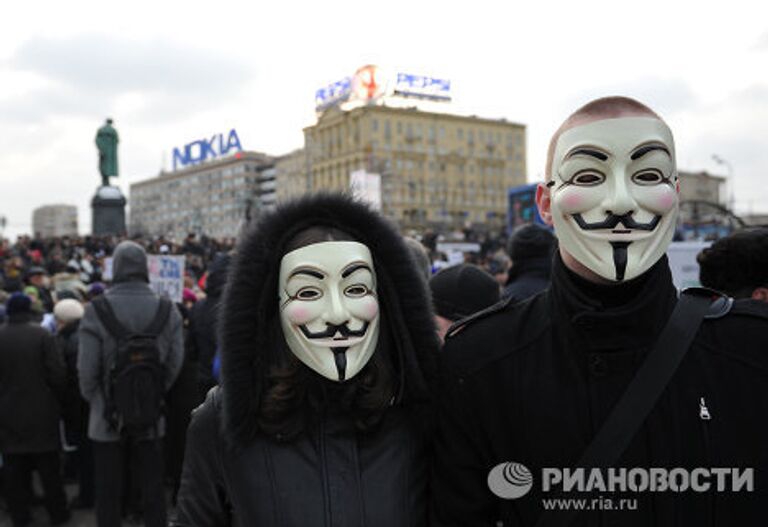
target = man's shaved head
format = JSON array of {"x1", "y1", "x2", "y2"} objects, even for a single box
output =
[{"x1": 545, "y1": 96, "x2": 664, "y2": 180}]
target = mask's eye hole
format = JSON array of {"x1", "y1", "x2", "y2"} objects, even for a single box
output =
[
  {"x1": 296, "y1": 287, "x2": 323, "y2": 300},
  {"x1": 632, "y1": 169, "x2": 664, "y2": 185},
  {"x1": 570, "y1": 170, "x2": 605, "y2": 186},
  {"x1": 344, "y1": 285, "x2": 369, "y2": 298}
]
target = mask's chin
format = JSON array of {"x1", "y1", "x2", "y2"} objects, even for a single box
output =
[
  {"x1": 288, "y1": 321, "x2": 380, "y2": 382},
  {"x1": 555, "y1": 212, "x2": 676, "y2": 283}
]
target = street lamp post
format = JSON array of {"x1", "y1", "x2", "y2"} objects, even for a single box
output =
[{"x1": 711, "y1": 154, "x2": 734, "y2": 213}]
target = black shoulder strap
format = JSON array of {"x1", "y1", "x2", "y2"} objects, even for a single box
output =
[
  {"x1": 92, "y1": 296, "x2": 130, "y2": 340},
  {"x1": 145, "y1": 298, "x2": 173, "y2": 335},
  {"x1": 535, "y1": 288, "x2": 720, "y2": 527},
  {"x1": 445, "y1": 295, "x2": 515, "y2": 340}
]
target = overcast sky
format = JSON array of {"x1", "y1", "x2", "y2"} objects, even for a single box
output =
[{"x1": 1, "y1": 0, "x2": 766, "y2": 238}]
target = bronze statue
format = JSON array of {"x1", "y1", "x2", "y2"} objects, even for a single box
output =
[{"x1": 95, "y1": 118, "x2": 119, "y2": 187}]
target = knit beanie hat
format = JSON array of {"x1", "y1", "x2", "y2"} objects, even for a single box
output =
[
  {"x1": 429, "y1": 264, "x2": 500, "y2": 321},
  {"x1": 508, "y1": 224, "x2": 556, "y2": 261},
  {"x1": 6, "y1": 292, "x2": 32, "y2": 316},
  {"x1": 54, "y1": 298, "x2": 85, "y2": 324}
]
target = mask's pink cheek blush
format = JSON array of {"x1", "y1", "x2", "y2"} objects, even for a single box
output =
[
  {"x1": 563, "y1": 194, "x2": 583, "y2": 210},
  {"x1": 284, "y1": 303, "x2": 314, "y2": 325},
  {"x1": 355, "y1": 297, "x2": 379, "y2": 320},
  {"x1": 656, "y1": 192, "x2": 676, "y2": 210}
]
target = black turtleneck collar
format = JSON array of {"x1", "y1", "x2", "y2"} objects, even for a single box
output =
[{"x1": 549, "y1": 252, "x2": 677, "y2": 352}]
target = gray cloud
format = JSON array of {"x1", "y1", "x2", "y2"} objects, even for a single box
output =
[
  {"x1": 756, "y1": 31, "x2": 768, "y2": 50},
  {"x1": 681, "y1": 84, "x2": 768, "y2": 212},
  {"x1": 0, "y1": 85, "x2": 111, "y2": 124},
  {"x1": 0, "y1": 34, "x2": 256, "y2": 125},
  {"x1": 561, "y1": 77, "x2": 698, "y2": 119},
  {"x1": 9, "y1": 34, "x2": 254, "y2": 96}
]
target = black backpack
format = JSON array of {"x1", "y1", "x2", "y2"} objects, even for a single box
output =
[{"x1": 92, "y1": 296, "x2": 172, "y2": 435}]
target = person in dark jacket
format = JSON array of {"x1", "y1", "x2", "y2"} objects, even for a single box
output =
[
  {"x1": 502, "y1": 223, "x2": 556, "y2": 303},
  {"x1": 173, "y1": 193, "x2": 438, "y2": 527},
  {"x1": 431, "y1": 96, "x2": 768, "y2": 526},
  {"x1": 25, "y1": 266, "x2": 55, "y2": 314},
  {"x1": 165, "y1": 293, "x2": 202, "y2": 503},
  {"x1": 189, "y1": 252, "x2": 230, "y2": 399},
  {"x1": 54, "y1": 298, "x2": 93, "y2": 509},
  {"x1": 697, "y1": 227, "x2": 768, "y2": 301},
  {"x1": 429, "y1": 264, "x2": 500, "y2": 341},
  {"x1": 0, "y1": 293, "x2": 70, "y2": 526},
  {"x1": 78, "y1": 241, "x2": 184, "y2": 527}
]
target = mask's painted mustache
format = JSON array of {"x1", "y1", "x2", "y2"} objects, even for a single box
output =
[
  {"x1": 299, "y1": 321, "x2": 370, "y2": 339},
  {"x1": 572, "y1": 213, "x2": 661, "y2": 231}
]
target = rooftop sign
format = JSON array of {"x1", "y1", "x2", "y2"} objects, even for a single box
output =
[
  {"x1": 172, "y1": 129, "x2": 243, "y2": 171},
  {"x1": 314, "y1": 65, "x2": 451, "y2": 112},
  {"x1": 393, "y1": 73, "x2": 451, "y2": 101}
]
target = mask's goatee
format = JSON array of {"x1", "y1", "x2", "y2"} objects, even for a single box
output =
[
  {"x1": 610, "y1": 241, "x2": 631, "y2": 281},
  {"x1": 332, "y1": 348, "x2": 348, "y2": 382}
]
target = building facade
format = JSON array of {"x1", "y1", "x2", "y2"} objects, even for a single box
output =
[
  {"x1": 129, "y1": 151, "x2": 274, "y2": 240},
  {"x1": 678, "y1": 170, "x2": 726, "y2": 205},
  {"x1": 742, "y1": 213, "x2": 768, "y2": 227},
  {"x1": 676, "y1": 170, "x2": 736, "y2": 240},
  {"x1": 32, "y1": 204, "x2": 78, "y2": 238},
  {"x1": 275, "y1": 148, "x2": 309, "y2": 202},
  {"x1": 304, "y1": 104, "x2": 527, "y2": 230}
]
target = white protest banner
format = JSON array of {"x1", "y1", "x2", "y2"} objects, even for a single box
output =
[
  {"x1": 147, "y1": 255, "x2": 185, "y2": 303},
  {"x1": 102, "y1": 257, "x2": 113, "y2": 282},
  {"x1": 667, "y1": 241, "x2": 710, "y2": 290}
]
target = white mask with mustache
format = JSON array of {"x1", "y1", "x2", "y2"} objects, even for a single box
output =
[
  {"x1": 278, "y1": 241, "x2": 380, "y2": 382},
  {"x1": 550, "y1": 117, "x2": 679, "y2": 281}
]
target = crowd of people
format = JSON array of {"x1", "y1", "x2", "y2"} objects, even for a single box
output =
[
  {"x1": 2, "y1": 95, "x2": 768, "y2": 527},
  {"x1": 0, "y1": 233, "x2": 236, "y2": 526}
]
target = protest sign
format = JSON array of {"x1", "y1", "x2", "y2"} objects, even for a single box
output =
[
  {"x1": 148, "y1": 255, "x2": 185, "y2": 303},
  {"x1": 102, "y1": 254, "x2": 185, "y2": 303}
]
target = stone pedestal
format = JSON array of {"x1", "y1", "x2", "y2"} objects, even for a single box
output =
[{"x1": 91, "y1": 185, "x2": 127, "y2": 235}]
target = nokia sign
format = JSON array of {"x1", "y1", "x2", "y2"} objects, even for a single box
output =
[{"x1": 172, "y1": 129, "x2": 243, "y2": 171}]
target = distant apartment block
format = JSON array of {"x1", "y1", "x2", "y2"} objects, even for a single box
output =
[{"x1": 32, "y1": 204, "x2": 78, "y2": 238}]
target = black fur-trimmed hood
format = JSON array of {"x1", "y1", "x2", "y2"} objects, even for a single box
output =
[{"x1": 220, "y1": 193, "x2": 439, "y2": 445}]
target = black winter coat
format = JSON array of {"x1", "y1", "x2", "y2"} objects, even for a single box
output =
[
  {"x1": 190, "y1": 253, "x2": 230, "y2": 398},
  {"x1": 174, "y1": 194, "x2": 439, "y2": 527},
  {"x1": 57, "y1": 320, "x2": 86, "y2": 445},
  {"x1": 432, "y1": 255, "x2": 768, "y2": 526},
  {"x1": 0, "y1": 314, "x2": 66, "y2": 453},
  {"x1": 173, "y1": 388, "x2": 429, "y2": 526}
]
